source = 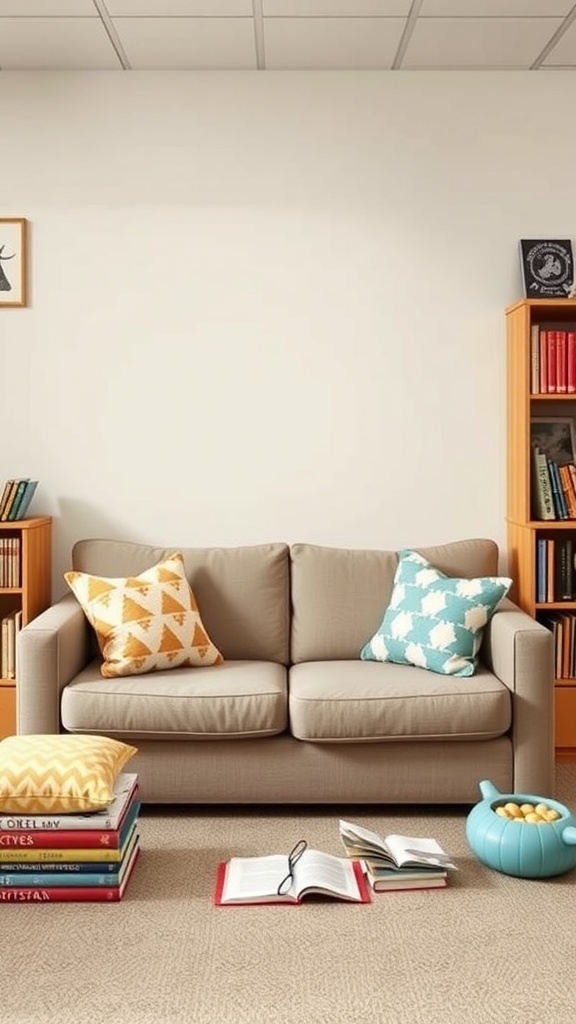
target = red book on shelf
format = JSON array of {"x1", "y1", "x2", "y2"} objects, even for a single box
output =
[
  {"x1": 547, "y1": 330, "x2": 557, "y2": 393},
  {"x1": 568, "y1": 332, "x2": 576, "y2": 394},
  {"x1": 556, "y1": 330, "x2": 567, "y2": 393}
]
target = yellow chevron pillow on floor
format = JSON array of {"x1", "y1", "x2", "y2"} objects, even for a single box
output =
[
  {"x1": 0, "y1": 734, "x2": 137, "y2": 813},
  {"x1": 65, "y1": 551, "x2": 223, "y2": 678}
]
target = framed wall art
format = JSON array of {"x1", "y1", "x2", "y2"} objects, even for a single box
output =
[
  {"x1": 0, "y1": 218, "x2": 27, "y2": 307},
  {"x1": 530, "y1": 416, "x2": 576, "y2": 467},
  {"x1": 519, "y1": 239, "x2": 574, "y2": 298}
]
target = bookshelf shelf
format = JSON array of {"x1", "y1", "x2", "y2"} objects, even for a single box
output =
[
  {"x1": 512, "y1": 520, "x2": 576, "y2": 530},
  {"x1": 506, "y1": 298, "x2": 576, "y2": 754},
  {"x1": 530, "y1": 394, "x2": 575, "y2": 401},
  {"x1": 0, "y1": 516, "x2": 51, "y2": 739},
  {"x1": 535, "y1": 602, "x2": 576, "y2": 611}
]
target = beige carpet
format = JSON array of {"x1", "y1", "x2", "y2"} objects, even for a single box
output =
[{"x1": 3, "y1": 764, "x2": 576, "y2": 1024}]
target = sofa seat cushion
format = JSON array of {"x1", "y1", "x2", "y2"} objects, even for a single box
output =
[
  {"x1": 60, "y1": 660, "x2": 288, "y2": 740},
  {"x1": 289, "y1": 661, "x2": 511, "y2": 742}
]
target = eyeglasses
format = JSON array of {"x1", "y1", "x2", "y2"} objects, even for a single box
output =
[{"x1": 276, "y1": 839, "x2": 308, "y2": 896}]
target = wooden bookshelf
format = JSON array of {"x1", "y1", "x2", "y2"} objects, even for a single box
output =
[
  {"x1": 0, "y1": 517, "x2": 51, "y2": 739},
  {"x1": 506, "y1": 298, "x2": 576, "y2": 758}
]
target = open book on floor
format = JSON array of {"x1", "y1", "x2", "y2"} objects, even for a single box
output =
[
  {"x1": 214, "y1": 846, "x2": 370, "y2": 906},
  {"x1": 339, "y1": 819, "x2": 456, "y2": 872}
]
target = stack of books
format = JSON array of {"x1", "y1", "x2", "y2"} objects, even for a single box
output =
[
  {"x1": 0, "y1": 773, "x2": 140, "y2": 902},
  {"x1": 339, "y1": 818, "x2": 456, "y2": 893},
  {"x1": 0, "y1": 479, "x2": 39, "y2": 522}
]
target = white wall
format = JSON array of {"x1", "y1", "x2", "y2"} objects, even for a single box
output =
[{"x1": 0, "y1": 70, "x2": 573, "y2": 593}]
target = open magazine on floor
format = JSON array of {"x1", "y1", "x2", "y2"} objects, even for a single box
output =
[
  {"x1": 339, "y1": 819, "x2": 456, "y2": 871},
  {"x1": 214, "y1": 842, "x2": 370, "y2": 906}
]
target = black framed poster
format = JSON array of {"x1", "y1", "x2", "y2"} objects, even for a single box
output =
[{"x1": 519, "y1": 239, "x2": 574, "y2": 297}]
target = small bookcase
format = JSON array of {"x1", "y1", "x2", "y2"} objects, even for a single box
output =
[
  {"x1": 506, "y1": 298, "x2": 576, "y2": 758},
  {"x1": 0, "y1": 516, "x2": 52, "y2": 739}
]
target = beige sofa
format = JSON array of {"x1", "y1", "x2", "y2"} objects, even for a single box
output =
[{"x1": 17, "y1": 537, "x2": 555, "y2": 805}]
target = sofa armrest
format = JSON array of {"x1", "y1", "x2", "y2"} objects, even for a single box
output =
[
  {"x1": 17, "y1": 594, "x2": 93, "y2": 735},
  {"x1": 482, "y1": 598, "x2": 555, "y2": 796}
]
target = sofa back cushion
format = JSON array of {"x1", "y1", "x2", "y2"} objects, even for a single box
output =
[
  {"x1": 72, "y1": 540, "x2": 290, "y2": 664},
  {"x1": 290, "y1": 539, "x2": 500, "y2": 663}
]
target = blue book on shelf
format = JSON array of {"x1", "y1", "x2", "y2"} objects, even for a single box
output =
[
  {"x1": 6, "y1": 479, "x2": 29, "y2": 521},
  {"x1": 10, "y1": 480, "x2": 38, "y2": 521},
  {"x1": 537, "y1": 538, "x2": 547, "y2": 604},
  {"x1": 549, "y1": 462, "x2": 569, "y2": 520}
]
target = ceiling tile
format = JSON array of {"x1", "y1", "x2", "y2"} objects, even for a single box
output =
[
  {"x1": 264, "y1": 16, "x2": 405, "y2": 68},
  {"x1": 0, "y1": 17, "x2": 122, "y2": 68},
  {"x1": 420, "y1": 0, "x2": 574, "y2": 14},
  {"x1": 543, "y1": 19, "x2": 576, "y2": 65},
  {"x1": 263, "y1": 1, "x2": 411, "y2": 15},
  {"x1": 113, "y1": 16, "x2": 256, "y2": 69},
  {"x1": 105, "y1": 1, "x2": 253, "y2": 14},
  {"x1": 403, "y1": 16, "x2": 564, "y2": 68},
  {"x1": 0, "y1": 0, "x2": 95, "y2": 12}
]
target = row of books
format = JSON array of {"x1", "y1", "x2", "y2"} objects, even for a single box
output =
[
  {"x1": 536, "y1": 537, "x2": 575, "y2": 604},
  {"x1": 532, "y1": 450, "x2": 576, "y2": 521},
  {"x1": 531, "y1": 325, "x2": 576, "y2": 394},
  {"x1": 1, "y1": 610, "x2": 22, "y2": 680},
  {"x1": 0, "y1": 773, "x2": 140, "y2": 902},
  {"x1": 540, "y1": 612, "x2": 576, "y2": 681},
  {"x1": 0, "y1": 537, "x2": 21, "y2": 588},
  {"x1": 0, "y1": 479, "x2": 38, "y2": 522}
]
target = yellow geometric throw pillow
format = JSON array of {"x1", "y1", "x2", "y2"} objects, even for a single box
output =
[
  {"x1": 0, "y1": 734, "x2": 137, "y2": 813},
  {"x1": 64, "y1": 551, "x2": 224, "y2": 678}
]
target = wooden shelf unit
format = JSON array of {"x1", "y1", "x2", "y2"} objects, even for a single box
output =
[
  {"x1": 0, "y1": 516, "x2": 51, "y2": 740},
  {"x1": 506, "y1": 298, "x2": 576, "y2": 758}
]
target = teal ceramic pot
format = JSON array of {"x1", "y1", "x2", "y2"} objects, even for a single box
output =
[{"x1": 466, "y1": 780, "x2": 576, "y2": 878}]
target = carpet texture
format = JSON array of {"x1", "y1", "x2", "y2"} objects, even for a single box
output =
[{"x1": 2, "y1": 763, "x2": 576, "y2": 1024}]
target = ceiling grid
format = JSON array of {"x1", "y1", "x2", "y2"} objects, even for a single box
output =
[{"x1": 0, "y1": 0, "x2": 575, "y2": 71}]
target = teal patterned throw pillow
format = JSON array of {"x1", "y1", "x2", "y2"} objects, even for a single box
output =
[{"x1": 360, "y1": 550, "x2": 511, "y2": 678}]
